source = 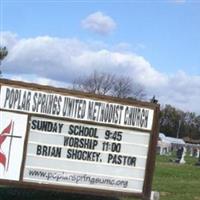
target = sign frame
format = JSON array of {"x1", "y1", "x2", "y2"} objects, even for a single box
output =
[{"x1": 0, "y1": 78, "x2": 160, "y2": 200}]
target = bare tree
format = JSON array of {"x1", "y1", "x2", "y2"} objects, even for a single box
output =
[
  {"x1": 0, "y1": 46, "x2": 8, "y2": 75},
  {"x1": 73, "y1": 70, "x2": 146, "y2": 100},
  {"x1": 112, "y1": 76, "x2": 133, "y2": 98},
  {"x1": 73, "y1": 70, "x2": 115, "y2": 95},
  {"x1": 131, "y1": 82, "x2": 146, "y2": 100}
]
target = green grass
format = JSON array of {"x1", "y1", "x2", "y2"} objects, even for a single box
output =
[
  {"x1": 123, "y1": 153, "x2": 200, "y2": 200},
  {"x1": 151, "y1": 154, "x2": 200, "y2": 200},
  {"x1": 0, "y1": 154, "x2": 200, "y2": 200}
]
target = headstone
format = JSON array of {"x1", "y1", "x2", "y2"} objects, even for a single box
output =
[
  {"x1": 160, "y1": 148, "x2": 163, "y2": 155},
  {"x1": 156, "y1": 146, "x2": 161, "y2": 154},
  {"x1": 189, "y1": 147, "x2": 193, "y2": 157},
  {"x1": 199, "y1": 152, "x2": 200, "y2": 162},
  {"x1": 176, "y1": 146, "x2": 186, "y2": 164},
  {"x1": 192, "y1": 148, "x2": 197, "y2": 157},
  {"x1": 157, "y1": 146, "x2": 163, "y2": 155},
  {"x1": 196, "y1": 149, "x2": 200, "y2": 158},
  {"x1": 176, "y1": 147, "x2": 183, "y2": 162},
  {"x1": 195, "y1": 150, "x2": 200, "y2": 166},
  {"x1": 150, "y1": 191, "x2": 160, "y2": 200},
  {"x1": 157, "y1": 142, "x2": 166, "y2": 155},
  {"x1": 160, "y1": 147, "x2": 165, "y2": 155},
  {"x1": 179, "y1": 147, "x2": 186, "y2": 164}
]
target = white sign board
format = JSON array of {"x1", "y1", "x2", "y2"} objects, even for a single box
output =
[
  {"x1": 0, "y1": 86, "x2": 154, "y2": 130},
  {"x1": 23, "y1": 116, "x2": 150, "y2": 193},
  {"x1": 0, "y1": 80, "x2": 159, "y2": 199}
]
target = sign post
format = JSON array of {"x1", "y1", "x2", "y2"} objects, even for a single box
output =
[{"x1": 0, "y1": 79, "x2": 159, "y2": 200}]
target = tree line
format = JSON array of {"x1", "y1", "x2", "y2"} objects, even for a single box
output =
[
  {"x1": 73, "y1": 70, "x2": 146, "y2": 99},
  {"x1": 160, "y1": 104, "x2": 200, "y2": 140}
]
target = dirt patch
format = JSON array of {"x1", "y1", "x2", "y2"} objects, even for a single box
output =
[{"x1": 160, "y1": 192, "x2": 170, "y2": 197}]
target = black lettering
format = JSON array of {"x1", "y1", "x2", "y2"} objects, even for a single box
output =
[
  {"x1": 31, "y1": 120, "x2": 63, "y2": 133},
  {"x1": 66, "y1": 148, "x2": 100, "y2": 162},
  {"x1": 68, "y1": 124, "x2": 74, "y2": 135},
  {"x1": 68, "y1": 125, "x2": 98, "y2": 139},
  {"x1": 31, "y1": 120, "x2": 37, "y2": 130},
  {"x1": 32, "y1": 93, "x2": 37, "y2": 112},
  {"x1": 36, "y1": 145, "x2": 42, "y2": 155},
  {"x1": 36, "y1": 145, "x2": 61, "y2": 157},
  {"x1": 58, "y1": 123, "x2": 64, "y2": 133},
  {"x1": 13, "y1": 89, "x2": 20, "y2": 109},
  {"x1": 107, "y1": 154, "x2": 137, "y2": 167},
  {"x1": 3, "y1": 88, "x2": 11, "y2": 108},
  {"x1": 63, "y1": 136, "x2": 98, "y2": 150},
  {"x1": 107, "y1": 154, "x2": 113, "y2": 163},
  {"x1": 124, "y1": 107, "x2": 149, "y2": 128}
]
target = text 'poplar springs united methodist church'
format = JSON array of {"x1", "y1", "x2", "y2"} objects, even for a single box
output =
[{"x1": 1, "y1": 86, "x2": 154, "y2": 130}]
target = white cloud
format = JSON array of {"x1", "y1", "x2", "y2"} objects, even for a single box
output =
[
  {"x1": 156, "y1": 71, "x2": 200, "y2": 113},
  {"x1": 0, "y1": 31, "x2": 18, "y2": 48},
  {"x1": 174, "y1": 0, "x2": 186, "y2": 3},
  {"x1": 1, "y1": 32, "x2": 200, "y2": 114},
  {"x1": 81, "y1": 11, "x2": 116, "y2": 35},
  {"x1": 2, "y1": 32, "x2": 166, "y2": 87},
  {"x1": 171, "y1": 0, "x2": 186, "y2": 4},
  {"x1": 5, "y1": 74, "x2": 70, "y2": 88}
]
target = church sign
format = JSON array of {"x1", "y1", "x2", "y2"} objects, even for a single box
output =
[{"x1": 0, "y1": 79, "x2": 159, "y2": 200}]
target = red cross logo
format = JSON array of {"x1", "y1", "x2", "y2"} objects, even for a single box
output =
[{"x1": 0, "y1": 121, "x2": 22, "y2": 171}]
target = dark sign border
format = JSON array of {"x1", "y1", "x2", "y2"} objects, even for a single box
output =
[{"x1": 0, "y1": 78, "x2": 160, "y2": 200}]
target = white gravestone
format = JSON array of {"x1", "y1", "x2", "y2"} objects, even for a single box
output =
[
  {"x1": 196, "y1": 149, "x2": 200, "y2": 158},
  {"x1": 179, "y1": 147, "x2": 186, "y2": 164},
  {"x1": 190, "y1": 147, "x2": 193, "y2": 157}
]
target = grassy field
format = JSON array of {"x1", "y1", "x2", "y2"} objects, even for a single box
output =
[
  {"x1": 151, "y1": 154, "x2": 200, "y2": 200},
  {"x1": 0, "y1": 154, "x2": 200, "y2": 200},
  {"x1": 125, "y1": 154, "x2": 200, "y2": 200}
]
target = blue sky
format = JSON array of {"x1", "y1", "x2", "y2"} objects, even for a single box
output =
[
  {"x1": 1, "y1": 0, "x2": 200, "y2": 113},
  {"x1": 2, "y1": 1, "x2": 200, "y2": 74}
]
